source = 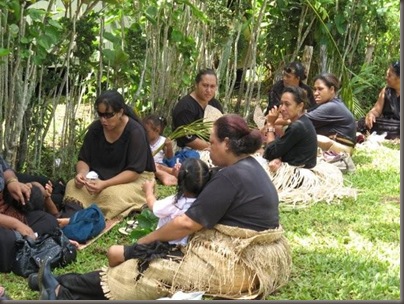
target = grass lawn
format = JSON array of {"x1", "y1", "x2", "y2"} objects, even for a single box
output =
[{"x1": 0, "y1": 142, "x2": 400, "y2": 300}]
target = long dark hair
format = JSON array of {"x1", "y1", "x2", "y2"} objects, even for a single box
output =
[
  {"x1": 94, "y1": 90, "x2": 142, "y2": 124},
  {"x1": 214, "y1": 114, "x2": 262, "y2": 156}
]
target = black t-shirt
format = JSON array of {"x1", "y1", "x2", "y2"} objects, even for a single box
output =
[
  {"x1": 172, "y1": 94, "x2": 223, "y2": 148},
  {"x1": 382, "y1": 87, "x2": 400, "y2": 120},
  {"x1": 185, "y1": 157, "x2": 279, "y2": 231},
  {"x1": 265, "y1": 80, "x2": 316, "y2": 115},
  {"x1": 263, "y1": 115, "x2": 317, "y2": 169},
  {"x1": 78, "y1": 118, "x2": 155, "y2": 180},
  {"x1": 305, "y1": 97, "x2": 356, "y2": 142}
]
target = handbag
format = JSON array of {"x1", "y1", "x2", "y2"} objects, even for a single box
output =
[
  {"x1": 62, "y1": 203, "x2": 106, "y2": 244},
  {"x1": 12, "y1": 228, "x2": 77, "y2": 278}
]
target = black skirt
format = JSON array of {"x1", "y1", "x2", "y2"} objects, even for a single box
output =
[{"x1": 0, "y1": 227, "x2": 17, "y2": 273}]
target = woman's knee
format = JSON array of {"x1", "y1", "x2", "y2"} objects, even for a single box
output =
[{"x1": 317, "y1": 135, "x2": 333, "y2": 150}]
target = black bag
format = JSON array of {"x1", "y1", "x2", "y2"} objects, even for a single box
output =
[{"x1": 12, "y1": 228, "x2": 77, "y2": 278}]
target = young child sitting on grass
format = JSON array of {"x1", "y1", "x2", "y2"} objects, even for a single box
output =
[{"x1": 107, "y1": 158, "x2": 215, "y2": 267}]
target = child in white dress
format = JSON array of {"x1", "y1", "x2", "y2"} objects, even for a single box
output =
[{"x1": 142, "y1": 158, "x2": 212, "y2": 246}]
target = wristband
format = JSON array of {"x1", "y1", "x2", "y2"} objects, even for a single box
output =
[{"x1": 6, "y1": 177, "x2": 18, "y2": 186}]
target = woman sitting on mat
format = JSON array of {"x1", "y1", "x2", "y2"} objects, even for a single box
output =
[
  {"x1": 62, "y1": 90, "x2": 155, "y2": 220},
  {"x1": 262, "y1": 86, "x2": 317, "y2": 172}
]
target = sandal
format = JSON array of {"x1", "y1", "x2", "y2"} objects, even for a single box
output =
[{"x1": 118, "y1": 220, "x2": 138, "y2": 235}]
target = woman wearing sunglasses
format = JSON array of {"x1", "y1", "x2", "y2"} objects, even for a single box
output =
[
  {"x1": 362, "y1": 60, "x2": 400, "y2": 139},
  {"x1": 62, "y1": 90, "x2": 155, "y2": 221},
  {"x1": 264, "y1": 61, "x2": 316, "y2": 116}
]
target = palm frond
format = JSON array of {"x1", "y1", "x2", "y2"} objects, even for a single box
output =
[{"x1": 152, "y1": 119, "x2": 213, "y2": 156}]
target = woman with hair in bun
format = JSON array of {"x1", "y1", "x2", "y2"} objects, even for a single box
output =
[
  {"x1": 35, "y1": 114, "x2": 291, "y2": 301},
  {"x1": 363, "y1": 60, "x2": 400, "y2": 139}
]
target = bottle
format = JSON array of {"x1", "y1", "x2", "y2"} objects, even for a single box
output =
[
  {"x1": 86, "y1": 171, "x2": 99, "y2": 181},
  {"x1": 85, "y1": 171, "x2": 98, "y2": 195}
]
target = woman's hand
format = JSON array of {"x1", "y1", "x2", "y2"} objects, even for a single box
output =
[
  {"x1": 268, "y1": 158, "x2": 282, "y2": 172},
  {"x1": 15, "y1": 222, "x2": 36, "y2": 239},
  {"x1": 44, "y1": 180, "x2": 53, "y2": 198},
  {"x1": 7, "y1": 181, "x2": 32, "y2": 206},
  {"x1": 74, "y1": 173, "x2": 87, "y2": 189},
  {"x1": 84, "y1": 179, "x2": 105, "y2": 195},
  {"x1": 266, "y1": 105, "x2": 281, "y2": 125},
  {"x1": 142, "y1": 179, "x2": 155, "y2": 195},
  {"x1": 365, "y1": 111, "x2": 377, "y2": 129}
]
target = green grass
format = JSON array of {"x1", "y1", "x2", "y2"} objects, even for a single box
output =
[{"x1": 0, "y1": 142, "x2": 400, "y2": 300}]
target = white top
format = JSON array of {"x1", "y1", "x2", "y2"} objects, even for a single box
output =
[
  {"x1": 153, "y1": 194, "x2": 196, "y2": 246},
  {"x1": 150, "y1": 135, "x2": 167, "y2": 164}
]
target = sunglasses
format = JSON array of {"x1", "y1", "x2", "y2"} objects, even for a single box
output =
[
  {"x1": 97, "y1": 111, "x2": 116, "y2": 119},
  {"x1": 284, "y1": 67, "x2": 296, "y2": 74},
  {"x1": 392, "y1": 61, "x2": 400, "y2": 76}
]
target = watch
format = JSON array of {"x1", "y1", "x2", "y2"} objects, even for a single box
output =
[{"x1": 266, "y1": 127, "x2": 276, "y2": 133}]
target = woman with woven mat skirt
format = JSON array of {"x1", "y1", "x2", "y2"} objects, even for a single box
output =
[
  {"x1": 262, "y1": 86, "x2": 317, "y2": 173},
  {"x1": 62, "y1": 90, "x2": 155, "y2": 220},
  {"x1": 34, "y1": 114, "x2": 292, "y2": 300},
  {"x1": 256, "y1": 86, "x2": 356, "y2": 205}
]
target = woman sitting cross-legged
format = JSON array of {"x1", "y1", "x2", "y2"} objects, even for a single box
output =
[
  {"x1": 262, "y1": 86, "x2": 318, "y2": 172},
  {"x1": 62, "y1": 90, "x2": 156, "y2": 220},
  {"x1": 255, "y1": 86, "x2": 356, "y2": 204},
  {"x1": 33, "y1": 114, "x2": 291, "y2": 301}
]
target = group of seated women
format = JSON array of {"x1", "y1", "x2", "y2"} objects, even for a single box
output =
[
  {"x1": 1, "y1": 61, "x2": 399, "y2": 300},
  {"x1": 261, "y1": 60, "x2": 400, "y2": 171}
]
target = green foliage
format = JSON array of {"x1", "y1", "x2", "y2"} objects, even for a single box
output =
[{"x1": 129, "y1": 209, "x2": 159, "y2": 242}]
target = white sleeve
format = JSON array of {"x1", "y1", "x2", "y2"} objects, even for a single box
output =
[{"x1": 153, "y1": 195, "x2": 178, "y2": 218}]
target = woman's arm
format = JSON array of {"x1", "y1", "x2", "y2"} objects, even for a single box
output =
[
  {"x1": 75, "y1": 160, "x2": 90, "y2": 189},
  {"x1": 0, "y1": 214, "x2": 36, "y2": 238},
  {"x1": 142, "y1": 180, "x2": 156, "y2": 210},
  {"x1": 365, "y1": 87, "x2": 386, "y2": 129},
  {"x1": 186, "y1": 137, "x2": 210, "y2": 150},
  {"x1": 137, "y1": 213, "x2": 202, "y2": 244},
  {"x1": 263, "y1": 106, "x2": 280, "y2": 145}
]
